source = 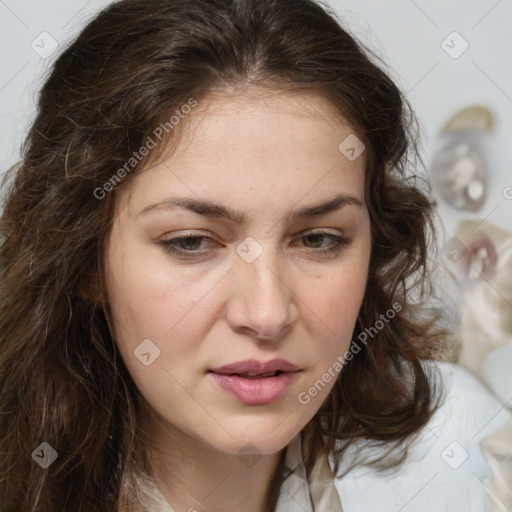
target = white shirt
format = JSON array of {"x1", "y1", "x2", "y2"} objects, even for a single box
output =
[{"x1": 279, "y1": 361, "x2": 512, "y2": 512}]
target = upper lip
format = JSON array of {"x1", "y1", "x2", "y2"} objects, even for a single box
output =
[{"x1": 209, "y1": 358, "x2": 300, "y2": 375}]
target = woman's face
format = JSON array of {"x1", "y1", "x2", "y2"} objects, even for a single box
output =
[{"x1": 105, "y1": 90, "x2": 371, "y2": 456}]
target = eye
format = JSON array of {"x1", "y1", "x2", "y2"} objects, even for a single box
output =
[
  {"x1": 297, "y1": 231, "x2": 351, "y2": 257},
  {"x1": 159, "y1": 232, "x2": 220, "y2": 259}
]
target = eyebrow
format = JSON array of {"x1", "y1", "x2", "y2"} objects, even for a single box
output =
[{"x1": 137, "y1": 193, "x2": 363, "y2": 223}]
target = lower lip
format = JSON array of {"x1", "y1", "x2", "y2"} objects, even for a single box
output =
[{"x1": 208, "y1": 371, "x2": 298, "y2": 405}]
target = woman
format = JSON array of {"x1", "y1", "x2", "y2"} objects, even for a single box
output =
[{"x1": 0, "y1": 0, "x2": 509, "y2": 511}]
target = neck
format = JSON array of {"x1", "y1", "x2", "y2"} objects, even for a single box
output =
[{"x1": 142, "y1": 411, "x2": 286, "y2": 512}]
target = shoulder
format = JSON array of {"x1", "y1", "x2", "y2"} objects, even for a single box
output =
[{"x1": 330, "y1": 361, "x2": 512, "y2": 512}]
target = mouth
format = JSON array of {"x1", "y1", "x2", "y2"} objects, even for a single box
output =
[
  {"x1": 222, "y1": 370, "x2": 285, "y2": 379},
  {"x1": 209, "y1": 358, "x2": 300, "y2": 377},
  {"x1": 208, "y1": 359, "x2": 301, "y2": 405}
]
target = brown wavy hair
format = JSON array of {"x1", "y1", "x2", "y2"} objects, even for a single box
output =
[{"x1": 0, "y1": 0, "x2": 449, "y2": 510}]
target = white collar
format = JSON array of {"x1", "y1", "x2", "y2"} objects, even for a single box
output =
[{"x1": 275, "y1": 433, "x2": 315, "y2": 512}]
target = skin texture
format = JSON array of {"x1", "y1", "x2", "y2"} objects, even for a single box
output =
[{"x1": 105, "y1": 89, "x2": 371, "y2": 512}]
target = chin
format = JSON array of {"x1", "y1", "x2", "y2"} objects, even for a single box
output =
[
  {"x1": 217, "y1": 434, "x2": 294, "y2": 458},
  {"x1": 202, "y1": 415, "x2": 307, "y2": 456}
]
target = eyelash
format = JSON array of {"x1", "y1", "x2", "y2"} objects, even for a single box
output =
[{"x1": 158, "y1": 231, "x2": 351, "y2": 260}]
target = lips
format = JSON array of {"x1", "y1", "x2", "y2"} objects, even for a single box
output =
[
  {"x1": 208, "y1": 358, "x2": 301, "y2": 405},
  {"x1": 209, "y1": 358, "x2": 299, "y2": 376}
]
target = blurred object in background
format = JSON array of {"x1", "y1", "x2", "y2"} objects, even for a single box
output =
[
  {"x1": 444, "y1": 220, "x2": 512, "y2": 390},
  {"x1": 430, "y1": 106, "x2": 493, "y2": 212},
  {"x1": 443, "y1": 220, "x2": 512, "y2": 512},
  {"x1": 430, "y1": 101, "x2": 512, "y2": 512}
]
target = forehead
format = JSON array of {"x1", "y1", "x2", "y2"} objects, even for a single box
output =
[
  {"x1": 180, "y1": 88, "x2": 356, "y2": 147},
  {"x1": 122, "y1": 89, "x2": 367, "y2": 215},
  {"x1": 192, "y1": 87, "x2": 348, "y2": 123},
  {"x1": 143, "y1": 87, "x2": 362, "y2": 165}
]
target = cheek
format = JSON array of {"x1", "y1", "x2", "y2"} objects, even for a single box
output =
[
  {"x1": 105, "y1": 243, "x2": 230, "y2": 399},
  {"x1": 310, "y1": 260, "x2": 368, "y2": 332},
  {"x1": 106, "y1": 240, "x2": 218, "y2": 341},
  {"x1": 105, "y1": 263, "x2": 211, "y2": 413},
  {"x1": 302, "y1": 256, "x2": 369, "y2": 380}
]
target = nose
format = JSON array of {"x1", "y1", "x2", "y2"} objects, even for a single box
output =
[{"x1": 226, "y1": 248, "x2": 298, "y2": 341}]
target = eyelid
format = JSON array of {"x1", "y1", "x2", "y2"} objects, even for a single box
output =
[
  {"x1": 162, "y1": 231, "x2": 221, "y2": 248},
  {"x1": 160, "y1": 229, "x2": 215, "y2": 242},
  {"x1": 159, "y1": 227, "x2": 345, "y2": 243}
]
